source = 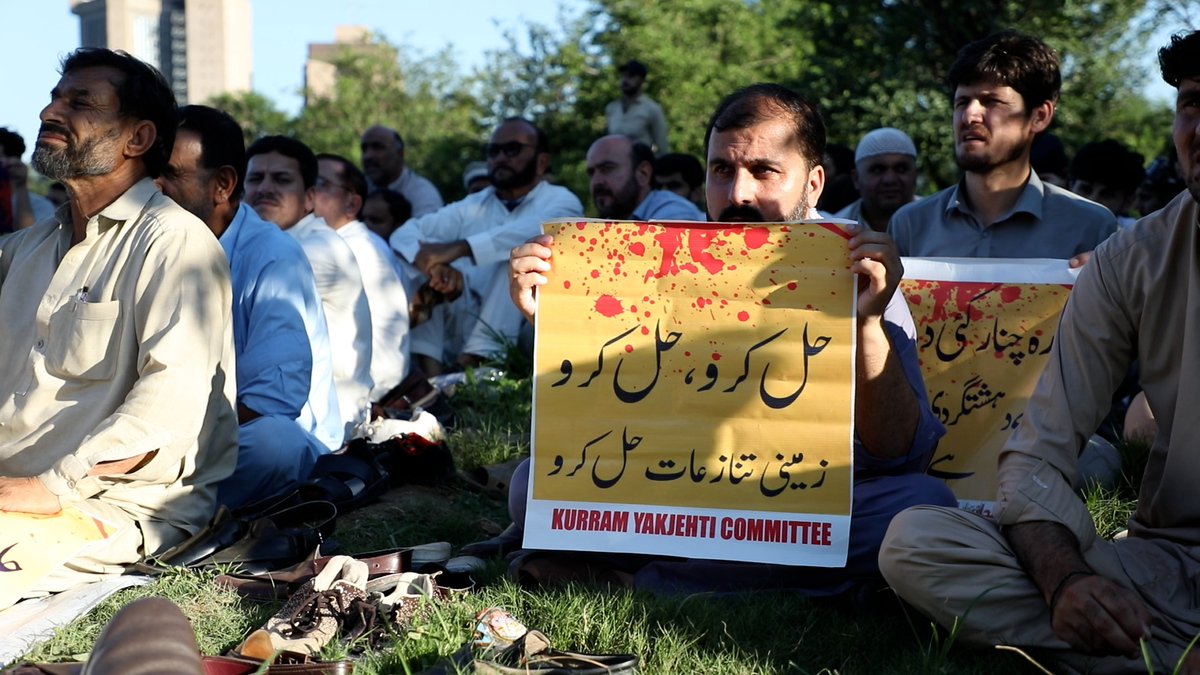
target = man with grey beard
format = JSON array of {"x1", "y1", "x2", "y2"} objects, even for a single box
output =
[{"x1": 0, "y1": 48, "x2": 236, "y2": 596}]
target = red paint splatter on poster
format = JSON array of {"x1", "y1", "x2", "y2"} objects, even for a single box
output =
[
  {"x1": 819, "y1": 222, "x2": 852, "y2": 240},
  {"x1": 595, "y1": 295, "x2": 623, "y2": 317},
  {"x1": 687, "y1": 229, "x2": 725, "y2": 274},
  {"x1": 744, "y1": 227, "x2": 770, "y2": 249}
]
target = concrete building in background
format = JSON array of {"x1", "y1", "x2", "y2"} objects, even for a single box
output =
[
  {"x1": 305, "y1": 25, "x2": 391, "y2": 103},
  {"x1": 69, "y1": 0, "x2": 252, "y2": 104}
]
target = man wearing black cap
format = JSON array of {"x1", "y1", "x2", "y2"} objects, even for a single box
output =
[{"x1": 605, "y1": 59, "x2": 669, "y2": 155}]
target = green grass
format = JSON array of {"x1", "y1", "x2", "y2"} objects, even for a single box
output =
[
  {"x1": 18, "y1": 568, "x2": 1038, "y2": 674},
  {"x1": 12, "y1": 371, "x2": 1138, "y2": 674}
]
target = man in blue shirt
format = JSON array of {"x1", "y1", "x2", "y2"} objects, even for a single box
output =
[
  {"x1": 587, "y1": 135, "x2": 705, "y2": 221},
  {"x1": 158, "y1": 106, "x2": 341, "y2": 508},
  {"x1": 486, "y1": 85, "x2": 955, "y2": 597}
]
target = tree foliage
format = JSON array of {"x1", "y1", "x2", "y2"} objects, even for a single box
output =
[
  {"x1": 204, "y1": 90, "x2": 292, "y2": 147},
  {"x1": 205, "y1": 1, "x2": 1178, "y2": 204},
  {"x1": 293, "y1": 38, "x2": 488, "y2": 203},
  {"x1": 784, "y1": 0, "x2": 1170, "y2": 187}
]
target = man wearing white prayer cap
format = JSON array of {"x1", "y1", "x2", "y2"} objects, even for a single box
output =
[{"x1": 834, "y1": 127, "x2": 919, "y2": 232}]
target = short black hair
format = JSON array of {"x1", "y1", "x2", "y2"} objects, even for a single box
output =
[
  {"x1": 502, "y1": 117, "x2": 549, "y2": 155},
  {"x1": 1031, "y1": 133, "x2": 1069, "y2": 177},
  {"x1": 654, "y1": 153, "x2": 705, "y2": 190},
  {"x1": 245, "y1": 135, "x2": 317, "y2": 189},
  {"x1": 316, "y1": 153, "x2": 369, "y2": 202},
  {"x1": 630, "y1": 140, "x2": 655, "y2": 181},
  {"x1": 704, "y1": 83, "x2": 826, "y2": 169},
  {"x1": 177, "y1": 105, "x2": 247, "y2": 200},
  {"x1": 368, "y1": 188, "x2": 412, "y2": 226},
  {"x1": 1159, "y1": 30, "x2": 1200, "y2": 88},
  {"x1": 946, "y1": 30, "x2": 1061, "y2": 111},
  {"x1": 825, "y1": 143, "x2": 855, "y2": 176},
  {"x1": 1071, "y1": 140, "x2": 1145, "y2": 194},
  {"x1": 60, "y1": 47, "x2": 177, "y2": 178},
  {"x1": 0, "y1": 128, "x2": 25, "y2": 158},
  {"x1": 618, "y1": 59, "x2": 648, "y2": 77}
]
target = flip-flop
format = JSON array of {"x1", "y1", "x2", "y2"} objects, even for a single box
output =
[
  {"x1": 421, "y1": 629, "x2": 639, "y2": 675},
  {"x1": 458, "y1": 457, "x2": 525, "y2": 497}
]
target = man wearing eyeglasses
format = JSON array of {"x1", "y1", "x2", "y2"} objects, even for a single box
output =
[
  {"x1": 314, "y1": 153, "x2": 410, "y2": 401},
  {"x1": 389, "y1": 117, "x2": 582, "y2": 374}
]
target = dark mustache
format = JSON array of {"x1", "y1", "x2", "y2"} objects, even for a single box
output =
[
  {"x1": 39, "y1": 122, "x2": 72, "y2": 141},
  {"x1": 716, "y1": 205, "x2": 765, "y2": 222}
]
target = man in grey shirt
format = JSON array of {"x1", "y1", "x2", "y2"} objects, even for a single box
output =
[
  {"x1": 587, "y1": 135, "x2": 704, "y2": 221},
  {"x1": 888, "y1": 30, "x2": 1116, "y2": 261}
]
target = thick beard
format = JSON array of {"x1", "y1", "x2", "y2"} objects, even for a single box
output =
[
  {"x1": 32, "y1": 127, "x2": 121, "y2": 180},
  {"x1": 489, "y1": 155, "x2": 538, "y2": 190},
  {"x1": 955, "y1": 137, "x2": 1027, "y2": 174},
  {"x1": 786, "y1": 193, "x2": 810, "y2": 221},
  {"x1": 596, "y1": 174, "x2": 641, "y2": 219}
]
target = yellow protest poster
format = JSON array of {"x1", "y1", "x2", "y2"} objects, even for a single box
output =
[
  {"x1": 527, "y1": 219, "x2": 857, "y2": 567},
  {"x1": 0, "y1": 507, "x2": 118, "y2": 610},
  {"x1": 900, "y1": 258, "x2": 1078, "y2": 515}
]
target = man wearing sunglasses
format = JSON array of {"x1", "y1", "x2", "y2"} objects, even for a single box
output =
[{"x1": 388, "y1": 117, "x2": 582, "y2": 375}]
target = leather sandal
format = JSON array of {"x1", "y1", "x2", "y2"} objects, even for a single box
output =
[
  {"x1": 298, "y1": 447, "x2": 390, "y2": 514},
  {"x1": 214, "y1": 547, "x2": 413, "y2": 601},
  {"x1": 155, "y1": 501, "x2": 337, "y2": 574}
]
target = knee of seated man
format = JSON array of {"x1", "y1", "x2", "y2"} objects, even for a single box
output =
[
  {"x1": 878, "y1": 504, "x2": 952, "y2": 582},
  {"x1": 861, "y1": 472, "x2": 958, "y2": 515},
  {"x1": 894, "y1": 472, "x2": 959, "y2": 510},
  {"x1": 238, "y1": 415, "x2": 322, "y2": 483}
]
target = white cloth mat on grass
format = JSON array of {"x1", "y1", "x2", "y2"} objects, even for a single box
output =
[{"x1": 0, "y1": 575, "x2": 151, "y2": 666}]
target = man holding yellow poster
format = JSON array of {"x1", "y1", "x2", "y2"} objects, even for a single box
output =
[
  {"x1": 900, "y1": 258, "x2": 1079, "y2": 515},
  {"x1": 483, "y1": 83, "x2": 955, "y2": 596}
]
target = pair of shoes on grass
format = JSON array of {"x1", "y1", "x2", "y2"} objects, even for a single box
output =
[{"x1": 237, "y1": 555, "x2": 450, "y2": 659}]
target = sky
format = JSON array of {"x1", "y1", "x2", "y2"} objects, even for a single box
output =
[
  {"x1": 0, "y1": 1, "x2": 1184, "y2": 163},
  {"x1": 0, "y1": 0, "x2": 578, "y2": 160}
]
